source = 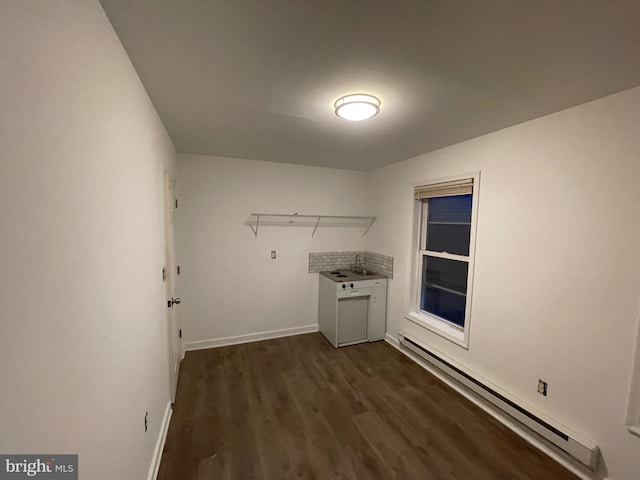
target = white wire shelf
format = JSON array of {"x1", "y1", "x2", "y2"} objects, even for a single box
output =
[{"x1": 245, "y1": 213, "x2": 376, "y2": 238}]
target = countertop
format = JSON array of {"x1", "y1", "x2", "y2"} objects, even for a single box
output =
[{"x1": 320, "y1": 269, "x2": 387, "y2": 282}]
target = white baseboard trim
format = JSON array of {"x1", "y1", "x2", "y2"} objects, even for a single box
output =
[
  {"x1": 147, "y1": 402, "x2": 172, "y2": 480},
  {"x1": 384, "y1": 332, "x2": 401, "y2": 349},
  {"x1": 185, "y1": 324, "x2": 319, "y2": 351},
  {"x1": 383, "y1": 334, "x2": 595, "y2": 480}
]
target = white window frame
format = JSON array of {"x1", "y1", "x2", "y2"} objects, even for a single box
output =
[{"x1": 406, "y1": 171, "x2": 480, "y2": 349}]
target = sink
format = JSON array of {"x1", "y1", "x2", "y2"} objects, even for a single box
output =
[
  {"x1": 349, "y1": 269, "x2": 376, "y2": 277},
  {"x1": 324, "y1": 269, "x2": 383, "y2": 281}
]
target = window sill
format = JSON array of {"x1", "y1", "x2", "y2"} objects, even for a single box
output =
[{"x1": 405, "y1": 310, "x2": 469, "y2": 349}]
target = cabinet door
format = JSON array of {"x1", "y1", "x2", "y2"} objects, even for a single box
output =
[
  {"x1": 337, "y1": 297, "x2": 368, "y2": 345},
  {"x1": 367, "y1": 286, "x2": 387, "y2": 341}
]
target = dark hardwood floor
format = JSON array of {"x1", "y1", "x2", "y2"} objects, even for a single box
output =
[{"x1": 158, "y1": 333, "x2": 579, "y2": 479}]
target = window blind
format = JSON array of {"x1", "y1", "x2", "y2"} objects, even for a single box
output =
[{"x1": 414, "y1": 178, "x2": 473, "y2": 200}]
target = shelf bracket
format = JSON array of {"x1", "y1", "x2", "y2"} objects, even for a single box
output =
[
  {"x1": 311, "y1": 216, "x2": 321, "y2": 237},
  {"x1": 249, "y1": 214, "x2": 260, "y2": 238},
  {"x1": 362, "y1": 217, "x2": 376, "y2": 236}
]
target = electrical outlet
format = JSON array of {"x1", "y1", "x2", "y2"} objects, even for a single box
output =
[
  {"x1": 144, "y1": 411, "x2": 148, "y2": 432},
  {"x1": 271, "y1": 250, "x2": 276, "y2": 259},
  {"x1": 537, "y1": 379, "x2": 548, "y2": 396}
]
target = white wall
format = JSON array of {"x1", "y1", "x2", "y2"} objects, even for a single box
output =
[
  {"x1": 176, "y1": 153, "x2": 369, "y2": 347},
  {"x1": 0, "y1": 2, "x2": 176, "y2": 479},
  {"x1": 366, "y1": 86, "x2": 640, "y2": 480}
]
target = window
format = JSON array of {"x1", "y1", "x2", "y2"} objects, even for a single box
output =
[{"x1": 407, "y1": 173, "x2": 479, "y2": 347}]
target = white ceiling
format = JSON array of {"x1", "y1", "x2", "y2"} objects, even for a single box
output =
[{"x1": 99, "y1": 0, "x2": 640, "y2": 171}]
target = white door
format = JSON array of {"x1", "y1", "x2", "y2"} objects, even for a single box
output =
[{"x1": 163, "y1": 171, "x2": 181, "y2": 403}]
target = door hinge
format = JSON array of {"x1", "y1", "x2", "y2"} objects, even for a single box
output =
[
  {"x1": 177, "y1": 265, "x2": 181, "y2": 275},
  {"x1": 162, "y1": 267, "x2": 166, "y2": 282},
  {"x1": 179, "y1": 329, "x2": 182, "y2": 338},
  {"x1": 175, "y1": 198, "x2": 178, "y2": 208}
]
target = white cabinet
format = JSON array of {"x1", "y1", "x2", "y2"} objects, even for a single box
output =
[
  {"x1": 367, "y1": 285, "x2": 387, "y2": 342},
  {"x1": 318, "y1": 276, "x2": 338, "y2": 345},
  {"x1": 318, "y1": 275, "x2": 387, "y2": 348}
]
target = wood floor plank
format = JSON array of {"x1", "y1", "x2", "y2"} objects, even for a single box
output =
[
  {"x1": 158, "y1": 334, "x2": 581, "y2": 480},
  {"x1": 340, "y1": 349, "x2": 491, "y2": 480}
]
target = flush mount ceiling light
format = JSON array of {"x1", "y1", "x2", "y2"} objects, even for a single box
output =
[{"x1": 334, "y1": 93, "x2": 381, "y2": 121}]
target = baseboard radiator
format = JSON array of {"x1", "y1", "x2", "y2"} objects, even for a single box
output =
[{"x1": 398, "y1": 332, "x2": 600, "y2": 470}]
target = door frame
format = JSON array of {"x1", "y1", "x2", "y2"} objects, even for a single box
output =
[{"x1": 163, "y1": 170, "x2": 181, "y2": 403}]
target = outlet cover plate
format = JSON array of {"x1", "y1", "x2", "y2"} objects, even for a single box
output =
[{"x1": 537, "y1": 379, "x2": 548, "y2": 396}]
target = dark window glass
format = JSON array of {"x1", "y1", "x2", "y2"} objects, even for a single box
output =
[
  {"x1": 421, "y1": 255, "x2": 468, "y2": 327},
  {"x1": 426, "y1": 194, "x2": 472, "y2": 256}
]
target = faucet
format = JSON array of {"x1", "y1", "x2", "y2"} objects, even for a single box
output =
[{"x1": 354, "y1": 254, "x2": 363, "y2": 272}]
